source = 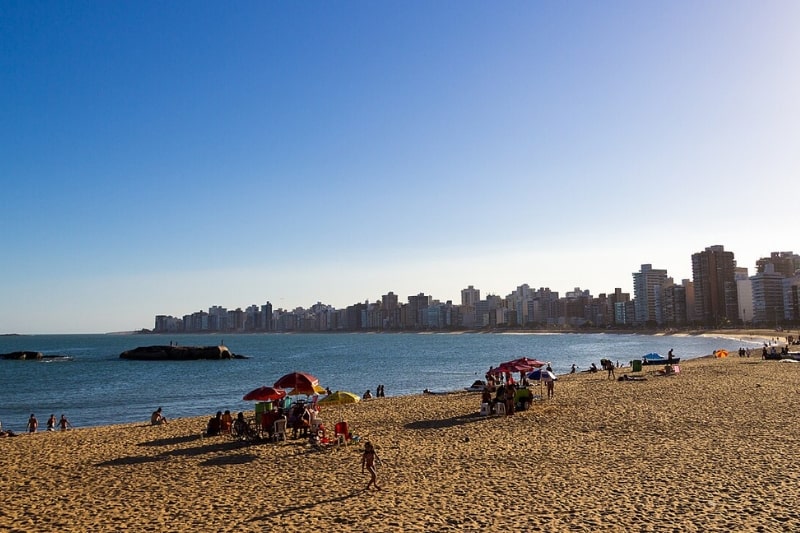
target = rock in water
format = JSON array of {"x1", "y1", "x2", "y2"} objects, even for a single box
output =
[{"x1": 119, "y1": 345, "x2": 235, "y2": 361}]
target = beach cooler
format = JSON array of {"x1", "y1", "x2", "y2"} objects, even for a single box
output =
[{"x1": 255, "y1": 402, "x2": 272, "y2": 424}]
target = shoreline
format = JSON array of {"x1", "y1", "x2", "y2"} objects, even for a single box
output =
[
  {"x1": 4, "y1": 327, "x2": 794, "y2": 338},
  {"x1": 3, "y1": 354, "x2": 800, "y2": 531}
]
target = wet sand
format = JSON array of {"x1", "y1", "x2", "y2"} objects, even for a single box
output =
[{"x1": 2, "y1": 351, "x2": 800, "y2": 532}]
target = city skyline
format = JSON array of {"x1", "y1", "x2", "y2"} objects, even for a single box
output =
[
  {"x1": 2, "y1": 3, "x2": 798, "y2": 333},
  {"x1": 152, "y1": 244, "x2": 799, "y2": 333}
]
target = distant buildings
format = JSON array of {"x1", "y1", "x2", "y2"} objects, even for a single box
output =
[
  {"x1": 152, "y1": 245, "x2": 800, "y2": 333},
  {"x1": 633, "y1": 264, "x2": 669, "y2": 326},
  {"x1": 692, "y1": 245, "x2": 739, "y2": 327}
]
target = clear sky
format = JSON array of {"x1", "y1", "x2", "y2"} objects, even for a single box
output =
[{"x1": 2, "y1": 1, "x2": 798, "y2": 334}]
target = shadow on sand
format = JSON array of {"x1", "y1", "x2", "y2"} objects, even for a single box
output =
[
  {"x1": 96, "y1": 456, "x2": 168, "y2": 467},
  {"x1": 137, "y1": 434, "x2": 203, "y2": 447},
  {"x1": 249, "y1": 490, "x2": 363, "y2": 521},
  {"x1": 403, "y1": 411, "x2": 484, "y2": 430}
]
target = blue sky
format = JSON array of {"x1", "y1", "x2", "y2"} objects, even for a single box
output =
[{"x1": 2, "y1": 1, "x2": 798, "y2": 333}]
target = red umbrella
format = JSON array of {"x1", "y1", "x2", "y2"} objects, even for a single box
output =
[
  {"x1": 273, "y1": 371, "x2": 319, "y2": 390},
  {"x1": 509, "y1": 357, "x2": 547, "y2": 370},
  {"x1": 242, "y1": 386, "x2": 287, "y2": 402},
  {"x1": 491, "y1": 358, "x2": 547, "y2": 374}
]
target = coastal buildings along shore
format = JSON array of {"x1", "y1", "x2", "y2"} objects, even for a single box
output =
[{"x1": 153, "y1": 246, "x2": 800, "y2": 334}]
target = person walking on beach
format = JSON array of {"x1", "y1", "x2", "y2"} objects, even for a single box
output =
[
  {"x1": 544, "y1": 372, "x2": 555, "y2": 399},
  {"x1": 26, "y1": 414, "x2": 38, "y2": 433},
  {"x1": 361, "y1": 441, "x2": 381, "y2": 491},
  {"x1": 47, "y1": 414, "x2": 57, "y2": 431},
  {"x1": 59, "y1": 414, "x2": 72, "y2": 431}
]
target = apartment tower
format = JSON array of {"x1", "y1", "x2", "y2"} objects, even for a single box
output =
[{"x1": 691, "y1": 245, "x2": 739, "y2": 327}]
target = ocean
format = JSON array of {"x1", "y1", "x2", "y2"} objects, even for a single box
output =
[{"x1": 0, "y1": 332, "x2": 760, "y2": 432}]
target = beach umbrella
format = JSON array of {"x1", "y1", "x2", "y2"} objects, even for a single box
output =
[
  {"x1": 508, "y1": 357, "x2": 547, "y2": 370},
  {"x1": 287, "y1": 383, "x2": 327, "y2": 396},
  {"x1": 242, "y1": 386, "x2": 286, "y2": 402},
  {"x1": 274, "y1": 371, "x2": 320, "y2": 390},
  {"x1": 318, "y1": 390, "x2": 361, "y2": 405},
  {"x1": 714, "y1": 349, "x2": 729, "y2": 358},
  {"x1": 490, "y1": 362, "x2": 525, "y2": 374},
  {"x1": 319, "y1": 391, "x2": 361, "y2": 426},
  {"x1": 492, "y1": 358, "x2": 547, "y2": 374},
  {"x1": 527, "y1": 369, "x2": 556, "y2": 381}
]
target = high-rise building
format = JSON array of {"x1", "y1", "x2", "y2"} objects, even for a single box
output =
[
  {"x1": 662, "y1": 282, "x2": 688, "y2": 327},
  {"x1": 682, "y1": 279, "x2": 696, "y2": 324},
  {"x1": 261, "y1": 301, "x2": 273, "y2": 331},
  {"x1": 734, "y1": 269, "x2": 752, "y2": 326},
  {"x1": 607, "y1": 288, "x2": 630, "y2": 326},
  {"x1": 633, "y1": 264, "x2": 668, "y2": 325},
  {"x1": 461, "y1": 285, "x2": 480, "y2": 308},
  {"x1": 381, "y1": 292, "x2": 400, "y2": 329},
  {"x1": 756, "y1": 252, "x2": 800, "y2": 277},
  {"x1": 691, "y1": 245, "x2": 739, "y2": 326},
  {"x1": 784, "y1": 274, "x2": 800, "y2": 323},
  {"x1": 751, "y1": 264, "x2": 785, "y2": 326},
  {"x1": 381, "y1": 292, "x2": 399, "y2": 312},
  {"x1": 407, "y1": 293, "x2": 431, "y2": 329}
]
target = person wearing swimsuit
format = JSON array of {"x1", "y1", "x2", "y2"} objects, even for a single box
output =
[{"x1": 361, "y1": 441, "x2": 381, "y2": 491}]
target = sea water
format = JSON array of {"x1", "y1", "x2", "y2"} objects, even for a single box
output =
[{"x1": 0, "y1": 332, "x2": 760, "y2": 431}]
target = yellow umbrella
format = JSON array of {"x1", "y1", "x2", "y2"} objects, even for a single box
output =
[{"x1": 318, "y1": 390, "x2": 361, "y2": 405}]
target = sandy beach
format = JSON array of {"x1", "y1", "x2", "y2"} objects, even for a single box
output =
[{"x1": 2, "y1": 348, "x2": 800, "y2": 532}]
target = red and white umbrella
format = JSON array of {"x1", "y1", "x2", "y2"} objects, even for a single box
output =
[
  {"x1": 273, "y1": 372, "x2": 319, "y2": 390},
  {"x1": 242, "y1": 386, "x2": 287, "y2": 402}
]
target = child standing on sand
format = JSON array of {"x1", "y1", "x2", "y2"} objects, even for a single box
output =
[{"x1": 361, "y1": 441, "x2": 381, "y2": 491}]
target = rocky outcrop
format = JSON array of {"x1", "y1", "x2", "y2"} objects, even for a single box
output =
[
  {"x1": 1, "y1": 351, "x2": 43, "y2": 360},
  {"x1": 119, "y1": 345, "x2": 246, "y2": 360}
]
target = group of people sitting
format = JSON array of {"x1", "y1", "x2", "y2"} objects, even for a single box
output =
[
  {"x1": 480, "y1": 379, "x2": 536, "y2": 415},
  {"x1": 205, "y1": 410, "x2": 235, "y2": 436},
  {"x1": 205, "y1": 409, "x2": 267, "y2": 441},
  {"x1": 203, "y1": 401, "x2": 327, "y2": 445}
]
